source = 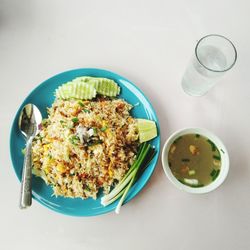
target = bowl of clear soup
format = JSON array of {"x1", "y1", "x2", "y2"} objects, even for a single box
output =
[{"x1": 162, "y1": 128, "x2": 229, "y2": 194}]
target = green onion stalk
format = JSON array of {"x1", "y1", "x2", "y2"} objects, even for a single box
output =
[{"x1": 101, "y1": 142, "x2": 155, "y2": 214}]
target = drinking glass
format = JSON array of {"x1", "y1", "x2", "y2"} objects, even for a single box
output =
[{"x1": 181, "y1": 34, "x2": 237, "y2": 96}]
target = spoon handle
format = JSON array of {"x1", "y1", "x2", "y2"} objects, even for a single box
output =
[{"x1": 20, "y1": 138, "x2": 33, "y2": 209}]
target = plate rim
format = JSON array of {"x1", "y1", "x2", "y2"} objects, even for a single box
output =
[{"x1": 9, "y1": 68, "x2": 161, "y2": 216}]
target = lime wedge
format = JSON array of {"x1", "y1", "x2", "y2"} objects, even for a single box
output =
[{"x1": 137, "y1": 118, "x2": 157, "y2": 143}]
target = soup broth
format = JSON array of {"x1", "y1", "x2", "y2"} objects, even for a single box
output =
[{"x1": 168, "y1": 134, "x2": 221, "y2": 187}]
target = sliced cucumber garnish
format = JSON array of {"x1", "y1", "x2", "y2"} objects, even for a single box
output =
[
  {"x1": 56, "y1": 76, "x2": 120, "y2": 100},
  {"x1": 137, "y1": 118, "x2": 157, "y2": 143},
  {"x1": 93, "y1": 78, "x2": 120, "y2": 97},
  {"x1": 56, "y1": 81, "x2": 96, "y2": 100},
  {"x1": 73, "y1": 77, "x2": 120, "y2": 97}
]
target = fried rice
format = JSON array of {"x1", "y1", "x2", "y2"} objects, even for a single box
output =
[{"x1": 32, "y1": 97, "x2": 139, "y2": 199}]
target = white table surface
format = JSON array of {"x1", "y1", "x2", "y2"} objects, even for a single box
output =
[{"x1": 1, "y1": 0, "x2": 250, "y2": 249}]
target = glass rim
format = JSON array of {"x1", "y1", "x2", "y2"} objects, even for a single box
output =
[{"x1": 195, "y1": 34, "x2": 237, "y2": 73}]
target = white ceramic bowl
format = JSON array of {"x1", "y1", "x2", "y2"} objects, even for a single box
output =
[{"x1": 161, "y1": 128, "x2": 229, "y2": 194}]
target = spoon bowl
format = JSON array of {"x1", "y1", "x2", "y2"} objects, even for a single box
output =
[{"x1": 18, "y1": 104, "x2": 42, "y2": 208}]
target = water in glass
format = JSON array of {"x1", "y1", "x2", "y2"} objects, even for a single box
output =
[{"x1": 182, "y1": 45, "x2": 227, "y2": 96}]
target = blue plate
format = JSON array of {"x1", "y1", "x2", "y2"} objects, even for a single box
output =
[{"x1": 10, "y1": 68, "x2": 160, "y2": 216}]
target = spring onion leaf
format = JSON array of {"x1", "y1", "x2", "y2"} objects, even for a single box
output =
[
  {"x1": 101, "y1": 142, "x2": 155, "y2": 214},
  {"x1": 78, "y1": 101, "x2": 84, "y2": 107},
  {"x1": 212, "y1": 169, "x2": 220, "y2": 181},
  {"x1": 115, "y1": 174, "x2": 136, "y2": 214},
  {"x1": 100, "y1": 126, "x2": 107, "y2": 132},
  {"x1": 213, "y1": 155, "x2": 221, "y2": 160},
  {"x1": 71, "y1": 117, "x2": 79, "y2": 123},
  {"x1": 207, "y1": 139, "x2": 216, "y2": 151},
  {"x1": 210, "y1": 169, "x2": 217, "y2": 177},
  {"x1": 69, "y1": 135, "x2": 80, "y2": 145}
]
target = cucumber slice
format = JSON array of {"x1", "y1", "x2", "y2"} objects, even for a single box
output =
[
  {"x1": 55, "y1": 76, "x2": 119, "y2": 100},
  {"x1": 94, "y1": 78, "x2": 120, "y2": 97},
  {"x1": 57, "y1": 84, "x2": 73, "y2": 99},
  {"x1": 137, "y1": 118, "x2": 157, "y2": 143},
  {"x1": 56, "y1": 81, "x2": 96, "y2": 100},
  {"x1": 73, "y1": 77, "x2": 120, "y2": 97}
]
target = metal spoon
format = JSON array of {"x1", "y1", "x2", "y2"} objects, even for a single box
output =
[{"x1": 18, "y1": 104, "x2": 42, "y2": 209}]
